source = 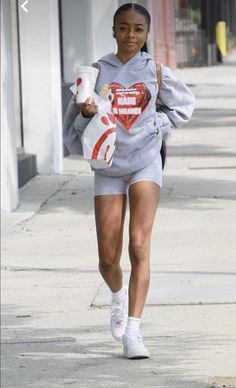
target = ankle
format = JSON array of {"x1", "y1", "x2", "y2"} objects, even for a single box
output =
[
  {"x1": 112, "y1": 285, "x2": 126, "y2": 303},
  {"x1": 124, "y1": 316, "x2": 141, "y2": 337}
]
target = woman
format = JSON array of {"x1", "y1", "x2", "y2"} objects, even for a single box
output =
[{"x1": 63, "y1": 3, "x2": 195, "y2": 359}]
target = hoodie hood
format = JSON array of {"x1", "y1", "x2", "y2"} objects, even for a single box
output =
[
  {"x1": 98, "y1": 51, "x2": 154, "y2": 69},
  {"x1": 95, "y1": 51, "x2": 156, "y2": 98}
]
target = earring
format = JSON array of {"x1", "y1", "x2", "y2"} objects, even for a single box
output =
[{"x1": 147, "y1": 34, "x2": 150, "y2": 41}]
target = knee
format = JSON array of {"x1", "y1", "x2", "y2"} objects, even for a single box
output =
[
  {"x1": 129, "y1": 234, "x2": 149, "y2": 263},
  {"x1": 99, "y1": 260, "x2": 117, "y2": 273},
  {"x1": 98, "y1": 250, "x2": 118, "y2": 273}
]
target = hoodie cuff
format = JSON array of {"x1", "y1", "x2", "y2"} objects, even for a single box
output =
[{"x1": 156, "y1": 111, "x2": 172, "y2": 141}]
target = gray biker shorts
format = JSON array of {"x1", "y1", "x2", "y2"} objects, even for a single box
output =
[{"x1": 94, "y1": 153, "x2": 162, "y2": 196}]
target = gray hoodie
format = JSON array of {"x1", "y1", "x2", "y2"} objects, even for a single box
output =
[{"x1": 63, "y1": 51, "x2": 195, "y2": 176}]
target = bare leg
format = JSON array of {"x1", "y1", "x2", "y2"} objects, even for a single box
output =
[
  {"x1": 128, "y1": 182, "x2": 161, "y2": 317},
  {"x1": 94, "y1": 195, "x2": 127, "y2": 292}
]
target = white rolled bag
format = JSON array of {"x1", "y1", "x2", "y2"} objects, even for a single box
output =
[
  {"x1": 81, "y1": 93, "x2": 117, "y2": 169},
  {"x1": 70, "y1": 79, "x2": 116, "y2": 169},
  {"x1": 70, "y1": 73, "x2": 117, "y2": 169}
]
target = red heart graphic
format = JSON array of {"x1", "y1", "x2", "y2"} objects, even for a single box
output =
[
  {"x1": 109, "y1": 82, "x2": 151, "y2": 130},
  {"x1": 77, "y1": 77, "x2": 82, "y2": 86}
]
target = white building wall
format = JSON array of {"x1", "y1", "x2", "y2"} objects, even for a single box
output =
[
  {"x1": 61, "y1": 0, "x2": 118, "y2": 84},
  {"x1": 18, "y1": 0, "x2": 63, "y2": 174},
  {"x1": 61, "y1": 0, "x2": 93, "y2": 84},
  {"x1": 91, "y1": 0, "x2": 118, "y2": 62},
  {"x1": 10, "y1": 0, "x2": 22, "y2": 149},
  {"x1": 1, "y1": 0, "x2": 19, "y2": 211}
]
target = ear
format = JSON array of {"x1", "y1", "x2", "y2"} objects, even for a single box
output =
[{"x1": 112, "y1": 27, "x2": 116, "y2": 38}]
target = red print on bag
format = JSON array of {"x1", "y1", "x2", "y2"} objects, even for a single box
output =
[
  {"x1": 109, "y1": 82, "x2": 151, "y2": 130},
  {"x1": 77, "y1": 77, "x2": 82, "y2": 86},
  {"x1": 91, "y1": 113, "x2": 116, "y2": 165}
]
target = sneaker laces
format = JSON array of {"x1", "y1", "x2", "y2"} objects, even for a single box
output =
[
  {"x1": 124, "y1": 332, "x2": 143, "y2": 343},
  {"x1": 111, "y1": 301, "x2": 126, "y2": 325}
]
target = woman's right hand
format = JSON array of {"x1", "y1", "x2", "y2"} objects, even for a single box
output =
[{"x1": 75, "y1": 97, "x2": 98, "y2": 118}]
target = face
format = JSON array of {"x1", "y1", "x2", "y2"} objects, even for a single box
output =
[{"x1": 114, "y1": 10, "x2": 149, "y2": 56}]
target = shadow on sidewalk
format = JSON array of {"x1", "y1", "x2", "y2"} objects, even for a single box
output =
[
  {"x1": 2, "y1": 303, "x2": 230, "y2": 387},
  {"x1": 34, "y1": 167, "x2": 235, "y2": 215},
  {"x1": 182, "y1": 109, "x2": 236, "y2": 129}
]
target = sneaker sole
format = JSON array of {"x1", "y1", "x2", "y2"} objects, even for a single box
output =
[
  {"x1": 127, "y1": 355, "x2": 150, "y2": 360},
  {"x1": 123, "y1": 350, "x2": 150, "y2": 359}
]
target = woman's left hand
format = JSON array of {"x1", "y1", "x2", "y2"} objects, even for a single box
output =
[{"x1": 75, "y1": 97, "x2": 98, "y2": 118}]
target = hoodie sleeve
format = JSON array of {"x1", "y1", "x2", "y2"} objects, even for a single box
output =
[
  {"x1": 63, "y1": 95, "x2": 92, "y2": 155},
  {"x1": 156, "y1": 64, "x2": 195, "y2": 140}
]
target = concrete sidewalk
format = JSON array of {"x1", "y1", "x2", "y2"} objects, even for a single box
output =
[{"x1": 2, "y1": 51, "x2": 236, "y2": 388}]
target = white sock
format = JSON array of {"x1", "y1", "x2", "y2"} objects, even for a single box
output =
[
  {"x1": 112, "y1": 286, "x2": 126, "y2": 303},
  {"x1": 124, "y1": 317, "x2": 141, "y2": 336}
]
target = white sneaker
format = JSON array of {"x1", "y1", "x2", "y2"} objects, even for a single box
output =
[
  {"x1": 123, "y1": 333, "x2": 150, "y2": 359},
  {"x1": 110, "y1": 286, "x2": 128, "y2": 342}
]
